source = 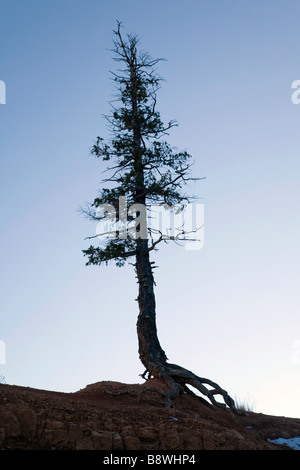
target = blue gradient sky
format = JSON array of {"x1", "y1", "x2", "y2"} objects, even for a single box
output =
[{"x1": 0, "y1": 0, "x2": 299, "y2": 418}]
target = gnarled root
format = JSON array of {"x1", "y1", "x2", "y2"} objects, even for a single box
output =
[
  {"x1": 146, "y1": 362, "x2": 243, "y2": 415},
  {"x1": 104, "y1": 362, "x2": 243, "y2": 415}
]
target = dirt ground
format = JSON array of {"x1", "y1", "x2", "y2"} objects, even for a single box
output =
[{"x1": 0, "y1": 379, "x2": 299, "y2": 451}]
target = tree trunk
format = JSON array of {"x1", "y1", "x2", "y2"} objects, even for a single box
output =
[
  {"x1": 135, "y1": 238, "x2": 167, "y2": 376},
  {"x1": 134, "y1": 238, "x2": 241, "y2": 413},
  {"x1": 130, "y1": 61, "x2": 167, "y2": 377}
]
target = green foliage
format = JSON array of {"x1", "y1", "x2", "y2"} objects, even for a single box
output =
[
  {"x1": 84, "y1": 238, "x2": 137, "y2": 267},
  {"x1": 82, "y1": 23, "x2": 197, "y2": 267}
]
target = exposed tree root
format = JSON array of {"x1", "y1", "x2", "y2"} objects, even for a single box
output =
[
  {"x1": 103, "y1": 386, "x2": 137, "y2": 398},
  {"x1": 105, "y1": 362, "x2": 243, "y2": 415},
  {"x1": 103, "y1": 385, "x2": 164, "y2": 404},
  {"x1": 160, "y1": 362, "x2": 244, "y2": 415}
]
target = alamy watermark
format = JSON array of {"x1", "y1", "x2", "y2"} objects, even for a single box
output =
[
  {"x1": 0, "y1": 80, "x2": 6, "y2": 104},
  {"x1": 291, "y1": 340, "x2": 300, "y2": 365},
  {"x1": 0, "y1": 341, "x2": 6, "y2": 364},
  {"x1": 291, "y1": 80, "x2": 300, "y2": 104},
  {"x1": 94, "y1": 197, "x2": 204, "y2": 250}
]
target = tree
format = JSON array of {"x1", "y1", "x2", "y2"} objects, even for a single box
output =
[{"x1": 82, "y1": 22, "x2": 240, "y2": 413}]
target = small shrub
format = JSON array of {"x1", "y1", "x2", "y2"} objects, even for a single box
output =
[{"x1": 234, "y1": 394, "x2": 256, "y2": 413}]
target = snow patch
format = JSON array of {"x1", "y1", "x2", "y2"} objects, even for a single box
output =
[{"x1": 268, "y1": 436, "x2": 300, "y2": 450}]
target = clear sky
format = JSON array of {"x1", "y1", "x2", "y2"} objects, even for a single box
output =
[{"x1": 0, "y1": 0, "x2": 299, "y2": 418}]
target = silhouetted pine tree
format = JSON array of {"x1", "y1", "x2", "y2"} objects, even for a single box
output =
[{"x1": 82, "y1": 22, "x2": 239, "y2": 413}]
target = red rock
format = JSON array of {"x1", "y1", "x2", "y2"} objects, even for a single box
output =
[{"x1": 0, "y1": 381, "x2": 298, "y2": 450}]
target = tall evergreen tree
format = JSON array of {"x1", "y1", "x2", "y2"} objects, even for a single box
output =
[{"x1": 82, "y1": 22, "x2": 239, "y2": 413}]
